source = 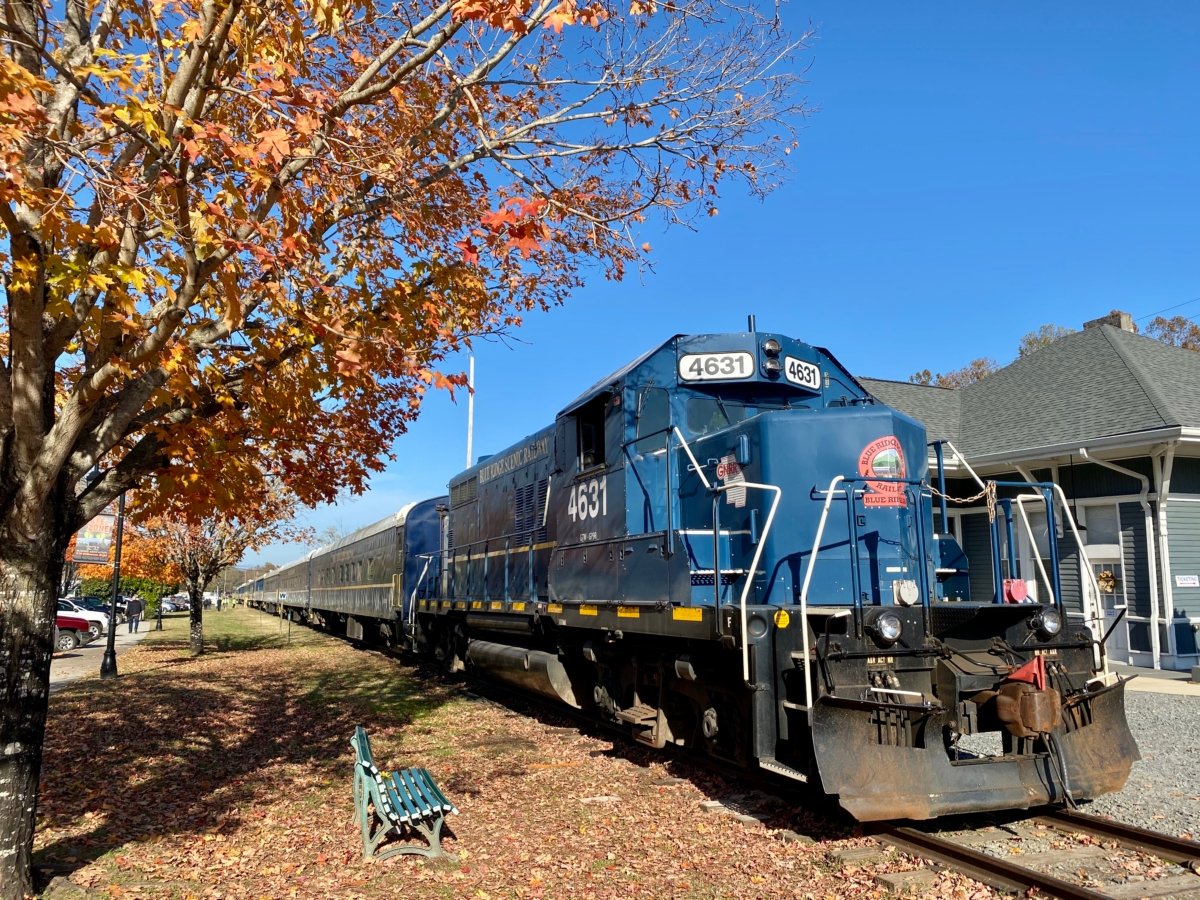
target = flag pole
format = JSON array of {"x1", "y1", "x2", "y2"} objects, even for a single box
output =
[{"x1": 466, "y1": 355, "x2": 475, "y2": 468}]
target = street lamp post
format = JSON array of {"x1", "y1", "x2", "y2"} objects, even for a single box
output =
[{"x1": 100, "y1": 488, "x2": 126, "y2": 679}]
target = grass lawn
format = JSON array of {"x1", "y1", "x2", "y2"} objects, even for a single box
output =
[{"x1": 33, "y1": 607, "x2": 989, "y2": 899}]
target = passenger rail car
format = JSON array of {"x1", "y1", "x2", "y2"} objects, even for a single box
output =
[
  {"x1": 250, "y1": 498, "x2": 444, "y2": 644},
  {"x1": 244, "y1": 328, "x2": 1138, "y2": 821}
]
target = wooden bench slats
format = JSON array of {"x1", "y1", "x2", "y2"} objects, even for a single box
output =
[
  {"x1": 350, "y1": 725, "x2": 456, "y2": 860},
  {"x1": 394, "y1": 770, "x2": 429, "y2": 816},
  {"x1": 415, "y1": 768, "x2": 458, "y2": 814},
  {"x1": 385, "y1": 774, "x2": 421, "y2": 821},
  {"x1": 388, "y1": 777, "x2": 427, "y2": 825},
  {"x1": 401, "y1": 768, "x2": 441, "y2": 815},
  {"x1": 353, "y1": 725, "x2": 372, "y2": 764}
]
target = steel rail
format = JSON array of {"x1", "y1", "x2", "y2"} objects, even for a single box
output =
[
  {"x1": 1036, "y1": 809, "x2": 1200, "y2": 867},
  {"x1": 879, "y1": 825, "x2": 1112, "y2": 900}
]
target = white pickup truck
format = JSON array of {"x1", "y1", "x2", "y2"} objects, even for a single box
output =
[{"x1": 56, "y1": 598, "x2": 110, "y2": 639}]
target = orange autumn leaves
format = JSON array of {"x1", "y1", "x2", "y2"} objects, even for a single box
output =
[
  {"x1": 2, "y1": 0, "x2": 807, "y2": 531},
  {"x1": 76, "y1": 525, "x2": 184, "y2": 585}
]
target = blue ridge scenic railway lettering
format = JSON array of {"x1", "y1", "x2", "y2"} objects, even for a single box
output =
[{"x1": 477, "y1": 437, "x2": 551, "y2": 484}]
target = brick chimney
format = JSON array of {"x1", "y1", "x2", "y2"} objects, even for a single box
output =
[{"x1": 1083, "y1": 310, "x2": 1136, "y2": 332}]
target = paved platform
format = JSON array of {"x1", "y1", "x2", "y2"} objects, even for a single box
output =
[
  {"x1": 49, "y1": 625, "x2": 151, "y2": 694},
  {"x1": 1110, "y1": 662, "x2": 1200, "y2": 697}
]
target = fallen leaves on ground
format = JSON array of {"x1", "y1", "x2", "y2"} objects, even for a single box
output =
[{"x1": 34, "y1": 610, "x2": 999, "y2": 898}]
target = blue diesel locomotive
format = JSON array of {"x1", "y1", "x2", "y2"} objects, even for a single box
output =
[{"x1": 245, "y1": 327, "x2": 1138, "y2": 821}]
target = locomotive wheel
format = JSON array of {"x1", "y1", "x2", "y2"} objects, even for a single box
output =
[
  {"x1": 697, "y1": 690, "x2": 750, "y2": 766},
  {"x1": 432, "y1": 623, "x2": 465, "y2": 674}
]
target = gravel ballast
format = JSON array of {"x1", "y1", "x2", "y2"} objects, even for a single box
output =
[{"x1": 1083, "y1": 690, "x2": 1200, "y2": 838}]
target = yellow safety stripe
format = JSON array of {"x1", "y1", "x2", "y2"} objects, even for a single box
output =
[{"x1": 458, "y1": 540, "x2": 557, "y2": 560}]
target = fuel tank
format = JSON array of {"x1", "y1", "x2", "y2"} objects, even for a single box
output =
[{"x1": 465, "y1": 640, "x2": 581, "y2": 708}]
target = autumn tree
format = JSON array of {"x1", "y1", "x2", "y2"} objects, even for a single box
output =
[
  {"x1": 0, "y1": 0, "x2": 809, "y2": 888},
  {"x1": 908, "y1": 357, "x2": 999, "y2": 388},
  {"x1": 138, "y1": 508, "x2": 298, "y2": 654},
  {"x1": 111, "y1": 527, "x2": 187, "y2": 587},
  {"x1": 909, "y1": 312, "x2": 1198, "y2": 392},
  {"x1": 75, "y1": 522, "x2": 187, "y2": 613},
  {"x1": 1146, "y1": 315, "x2": 1200, "y2": 351},
  {"x1": 1017, "y1": 323, "x2": 1076, "y2": 357},
  {"x1": 309, "y1": 524, "x2": 347, "y2": 548}
]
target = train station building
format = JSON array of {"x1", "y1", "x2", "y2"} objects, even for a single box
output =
[{"x1": 863, "y1": 311, "x2": 1200, "y2": 672}]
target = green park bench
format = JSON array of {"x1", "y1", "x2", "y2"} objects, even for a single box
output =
[{"x1": 350, "y1": 725, "x2": 458, "y2": 860}]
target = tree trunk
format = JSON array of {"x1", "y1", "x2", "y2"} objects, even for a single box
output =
[
  {"x1": 0, "y1": 539, "x2": 64, "y2": 899},
  {"x1": 188, "y1": 587, "x2": 204, "y2": 656}
]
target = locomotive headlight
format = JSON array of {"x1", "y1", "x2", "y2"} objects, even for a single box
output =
[
  {"x1": 762, "y1": 338, "x2": 782, "y2": 357},
  {"x1": 762, "y1": 357, "x2": 783, "y2": 378},
  {"x1": 1030, "y1": 606, "x2": 1063, "y2": 639},
  {"x1": 868, "y1": 612, "x2": 903, "y2": 647}
]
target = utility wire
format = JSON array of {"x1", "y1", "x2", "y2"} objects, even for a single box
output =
[{"x1": 1135, "y1": 295, "x2": 1200, "y2": 322}]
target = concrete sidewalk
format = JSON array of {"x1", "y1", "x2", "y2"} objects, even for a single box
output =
[
  {"x1": 1110, "y1": 662, "x2": 1200, "y2": 697},
  {"x1": 49, "y1": 625, "x2": 152, "y2": 694}
]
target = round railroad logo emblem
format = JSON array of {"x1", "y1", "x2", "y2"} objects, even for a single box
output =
[{"x1": 858, "y1": 436, "x2": 907, "y2": 507}]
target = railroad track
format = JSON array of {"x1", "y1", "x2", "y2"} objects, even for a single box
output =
[{"x1": 878, "y1": 809, "x2": 1200, "y2": 899}]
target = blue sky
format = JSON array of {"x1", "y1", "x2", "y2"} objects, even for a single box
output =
[{"x1": 243, "y1": 3, "x2": 1200, "y2": 567}]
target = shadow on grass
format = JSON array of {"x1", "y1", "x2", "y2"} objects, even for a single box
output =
[
  {"x1": 444, "y1": 671, "x2": 845, "y2": 833},
  {"x1": 33, "y1": 621, "x2": 459, "y2": 890}
]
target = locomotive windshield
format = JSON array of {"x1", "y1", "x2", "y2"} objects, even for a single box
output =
[{"x1": 684, "y1": 393, "x2": 808, "y2": 438}]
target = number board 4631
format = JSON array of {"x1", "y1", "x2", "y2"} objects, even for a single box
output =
[
  {"x1": 783, "y1": 356, "x2": 821, "y2": 391},
  {"x1": 678, "y1": 352, "x2": 754, "y2": 382}
]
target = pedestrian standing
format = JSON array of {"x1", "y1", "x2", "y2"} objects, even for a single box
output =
[{"x1": 126, "y1": 596, "x2": 144, "y2": 633}]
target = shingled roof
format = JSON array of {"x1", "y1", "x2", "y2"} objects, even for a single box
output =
[
  {"x1": 862, "y1": 324, "x2": 1200, "y2": 459},
  {"x1": 857, "y1": 377, "x2": 962, "y2": 444}
]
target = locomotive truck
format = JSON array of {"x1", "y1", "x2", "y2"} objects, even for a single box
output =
[{"x1": 244, "y1": 327, "x2": 1138, "y2": 820}]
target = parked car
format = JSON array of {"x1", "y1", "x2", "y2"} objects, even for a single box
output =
[
  {"x1": 56, "y1": 598, "x2": 109, "y2": 639},
  {"x1": 75, "y1": 596, "x2": 125, "y2": 624},
  {"x1": 54, "y1": 612, "x2": 96, "y2": 652}
]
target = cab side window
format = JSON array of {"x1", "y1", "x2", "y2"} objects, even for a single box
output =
[
  {"x1": 577, "y1": 395, "x2": 607, "y2": 470},
  {"x1": 634, "y1": 388, "x2": 669, "y2": 453}
]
